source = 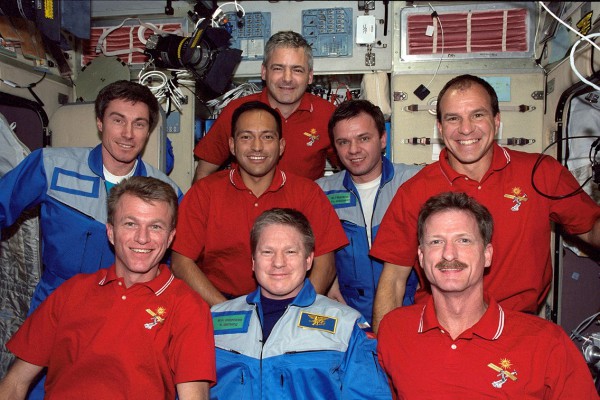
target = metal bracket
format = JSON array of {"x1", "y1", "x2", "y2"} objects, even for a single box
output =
[{"x1": 531, "y1": 90, "x2": 544, "y2": 100}]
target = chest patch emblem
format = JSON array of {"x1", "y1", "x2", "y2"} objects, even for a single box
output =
[
  {"x1": 503, "y1": 187, "x2": 528, "y2": 211},
  {"x1": 144, "y1": 306, "x2": 166, "y2": 330},
  {"x1": 298, "y1": 312, "x2": 337, "y2": 333},
  {"x1": 303, "y1": 129, "x2": 319, "y2": 146},
  {"x1": 488, "y1": 358, "x2": 518, "y2": 388}
]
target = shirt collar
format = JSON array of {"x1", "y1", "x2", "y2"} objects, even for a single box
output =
[
  {"x1": 98, "y1": 264, "x2": 175, "y2": 296},
  {"x1": 89, "y1": 144, "x2": 146, "y2": 178},
  {"x1": 419, "y1": 293, "x2": 505, "y2": 341},
  {"x1": 438, "y1": 143, "x2": 510, "y2": 184},
  {"x1": 246, "y1": 278, "x2": 316, "y2": 308},
  {"x1": 229, "y1": 167, "x2": 286, "y2": 194}
]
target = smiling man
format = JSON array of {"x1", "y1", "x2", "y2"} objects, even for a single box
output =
[
  {"x1": 210, "y1": 208, "x2": 391, "y2": 400},
  {"x1": 171, "y1": 101, "x2": 347, "y2": 306},
  {"x1": 192, "y1": 31, "x2": 337, "y2": 182},
  {"x1": 0, "y1": 80, "x2": 182, "y2": 398},
  {"x1": 0, "y1": 177, "x2": 214, "y2": 400},
  {"x1": 316, "y1": 100, "x2": 421, "y2": 326},
  {"x1": 377, "y1": 192, "x2": 597, "y2": 398},
  {"x1": 370, "y1": 74, "x2": 600, "y2": 333}
]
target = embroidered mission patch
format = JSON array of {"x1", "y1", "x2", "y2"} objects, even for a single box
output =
[
  {"x1": 212, "y1": 311, "x2": 252, "y2": 334},
  {"x1": 297, "y1": 312, "x2": 337, "y2": 333}
]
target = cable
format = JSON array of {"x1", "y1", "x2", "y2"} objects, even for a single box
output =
[
  {"x1": 531, "y1": 135, "x2": 598, "y2": 200},
  {"x1": 569, "y1": 33, "x2": 600, "y2": 91},
  {"x1": 539, "y1": 1, "x2": 600, "y2": 53},
  {"x1": 570, "y1": 311, "x2": 600, "y2": 340},
  {"x1": 425, "y1": 3, "x2": 444, "y2": 89}
]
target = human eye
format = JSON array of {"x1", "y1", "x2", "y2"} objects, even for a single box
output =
[
  {"x1": 134, "y1": 121, "x2": 149, "y2": 129},
  {"x1": 124, "y1": 221, "x2": 136, "y2": 228},
  {"x1": 336, "y1": 139, "x2": 349, "y2": 146},
  {"x1": 427, "y1": 239, "x2": 443, "y2": 246},
  {"x1": 112, "y1": 117, "x2": 125, "y2": 125},
  {"x1": 444, "y1": 116, "x2": 459, "y2": 123},
  {"x1": 359, "y1": 136, "x2": 370, "y2": 142},
  {"x1": 293, "y1": 67, "x2": 305, "y2": 74},
  {"x1": 262, "y1": 134, "x2": 275, "y2": 141},
  {"x1": 457, "y1": 237, "x2": 472, "y2": 244}
]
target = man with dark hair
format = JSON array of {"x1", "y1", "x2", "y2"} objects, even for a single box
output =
[
  {"x1": 317, "y1": 99, "x2": 421, "y2": 325},
  {"x1": 377, "y1": 192, "x2": 597, "y2": 398},
  {"x1": 370, "y1": 74, "x2": 600, "y2": 332},
  {"x1": 193, "y1": 30, "x2": 337, "y2": 182},
  {"x1": 0, "y1": 79, "x2": 182, "y2": 398},
  {"x1": 0, "y1": 177, "x2": 215, "y2": 399},
  {"x1": 210, "y1": 208, "x2": 391, "y2": 400},
  {"x1": 172, "y1": 101, "x2": 347, "y2": 306}
]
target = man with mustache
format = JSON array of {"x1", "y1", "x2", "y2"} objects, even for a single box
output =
[
  {"x1": 193, "y1": 30, "x2": 337, "y2": 182},
  {"x1": 377, "y1": 192, "x2": 597, "y2": 398},
  {"x1": 370, "y1": 74, "x2": 600, "y2": 332},
  {"x1": 171, "y1": 101, "x2": 347, "y2": 306}
]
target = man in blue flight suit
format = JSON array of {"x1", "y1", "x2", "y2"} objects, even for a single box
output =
[
  {"x1": 0, "y1": 80, "x2": 182, "y2": 399},
  {"x1": 316, "y1": 99, "x2": 421, "y2": 326},
  {"x1": 210, "y1": 208, "x2": 391, "y2": 400}
]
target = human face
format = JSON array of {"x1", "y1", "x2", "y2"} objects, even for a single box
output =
[
  {"x1": 333, "y1": 112, "x2": 386, "y2": 184},
  {"x1": 437, "y1": 83, "x2": 500, "y2": 180},
  {"x1": 261, "y1": 47, "x2": 313, "y2": 115},
  {"x1": 107, "y1": 194, "x2": 175, "y2": 287},
  {"x1": 97, "y1": 99, "x2": 151, "y2": 176},
  {"x1": 418, "y1": 209, "x2": 492, "y2": 297},
  {"x1": 253, "y1": 223, "x2": 314, "y2": 300},
  {"x1": 229, "y1": 109, "x2": 285, "y2": 182}
]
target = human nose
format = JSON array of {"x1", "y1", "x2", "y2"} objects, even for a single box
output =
[
  {"x1": 348, "y1": 140, "x2": 359, "y2": 154},
  {"x1": 273, "y1": 251, "x2": 285, "y2": 268},
  {"x1": 135, "y1": 227, "x2": 150, "y2": 244},
  {"x1": 442, "y1": 242, "x2": 457, "y2": 261},
  {"x1": 282, "y1": 67, "x2": 292, "y2": 82},
  {"x1": 458, "y1": 119, "x2": 474, "y2": 135},
  {"x1": 251, "y1": 136, "x2": 263, "y2": 151},
  {"x1": 122, "y1": 123, "x2": 134, "y2": 139}
]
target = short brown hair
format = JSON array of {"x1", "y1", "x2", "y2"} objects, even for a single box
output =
[{"x1": 250, "y1": 208, "x2": 314, "y2": 257}]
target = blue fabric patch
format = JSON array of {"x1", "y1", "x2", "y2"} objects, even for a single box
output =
[
  {"x1": 325, "y1": 190, "x2": 356, "y2": 209},
  {"x1": 297, "y1": 312, "x2": 337, "y2": 334},
  {"x1": 51, "y1": 168, "x2": 100, "y2": 198},
  {"x1": 212, "y1": 311, "x2": 252, "y2": 334}
]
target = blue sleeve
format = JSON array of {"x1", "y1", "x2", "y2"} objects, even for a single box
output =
[
  {"x1": 0, "y1": 149, "x2": 47, "y2": 229},
  {"x1": 340, "y1": 324, "x2": 392, "y2": 400}
]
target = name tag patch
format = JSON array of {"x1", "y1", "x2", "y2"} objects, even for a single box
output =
[
  {"x1": 212, "y1": 311, "x2": 252, "y2": 335},
  {"x1": 326, "y1": 191, "x2": 355, "y2": 209}
]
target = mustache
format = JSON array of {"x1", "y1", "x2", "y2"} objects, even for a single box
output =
[{"x1": 435, "y1": 260, "x2": 468, "y2": 270}]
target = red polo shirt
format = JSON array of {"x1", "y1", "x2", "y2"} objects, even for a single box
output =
[
  {"x1": 7, "y1": 264, "x2": 216, "y2": 400},
  {"x1": 194, "y1": 89, "x2": 337, "y2": 180},
  {"x1": 370, "y1": 144, "x2": 600, "y2": 312},
  {"x1": 172, "y1": 167, "x2": 348, "y2": 296},
  {"x1": 378, "y1": 295, "x2": 598, "y2": 399}
]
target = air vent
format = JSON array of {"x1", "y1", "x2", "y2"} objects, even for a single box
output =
[{"x1": 401, "y1": 3, "x2": 535, "y2": 61}]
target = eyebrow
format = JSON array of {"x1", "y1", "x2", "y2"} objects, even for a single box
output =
[{"x1": 108, "y1": 111, "x2": 149, "y2": 123}]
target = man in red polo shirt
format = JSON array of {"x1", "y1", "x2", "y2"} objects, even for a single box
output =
[
  {"x1": 172, "y1": 101, "x2": 347, "y2": 306},
  {"x1": 377, "y1": 192, "x2": 597, "y2": 399},
  {"x1": 193, "y1": 30, "x2": 336, "y2": 182},
  {"x1": 370, "y1": 74, "x2": 600, "y2": 332},
  {"x1": 0, "y1": 177, "x2": 215, "y2": 400}
]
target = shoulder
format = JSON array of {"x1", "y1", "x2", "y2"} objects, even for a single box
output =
[
  {"x1": 211, "y1": 295, "x2": 252, "y2": 313},
  {"x1": 311, "y1": 294, "x2": 363, "y2": 321},
  {"x1": 140, "y1": 162, "x2": 181, "y2": 192},
  {"x1": 223, "y1": 92, "x2": 263, "y2": 110},
  {"x1": 316, "y1": 171, "x2": 345, "y2": 190},
  {"x1": 503, "y1": 308, "x2": 566, "y2": 339},
  {"x1": 306, "y1": 93, "x2": 336, "y2": 112},
  {"x1": 379, "y1": 304, "x2": 422, "y2": 332},
  {"x1": 42, "y1": 146, "x2": 91, "y2": 160}
]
